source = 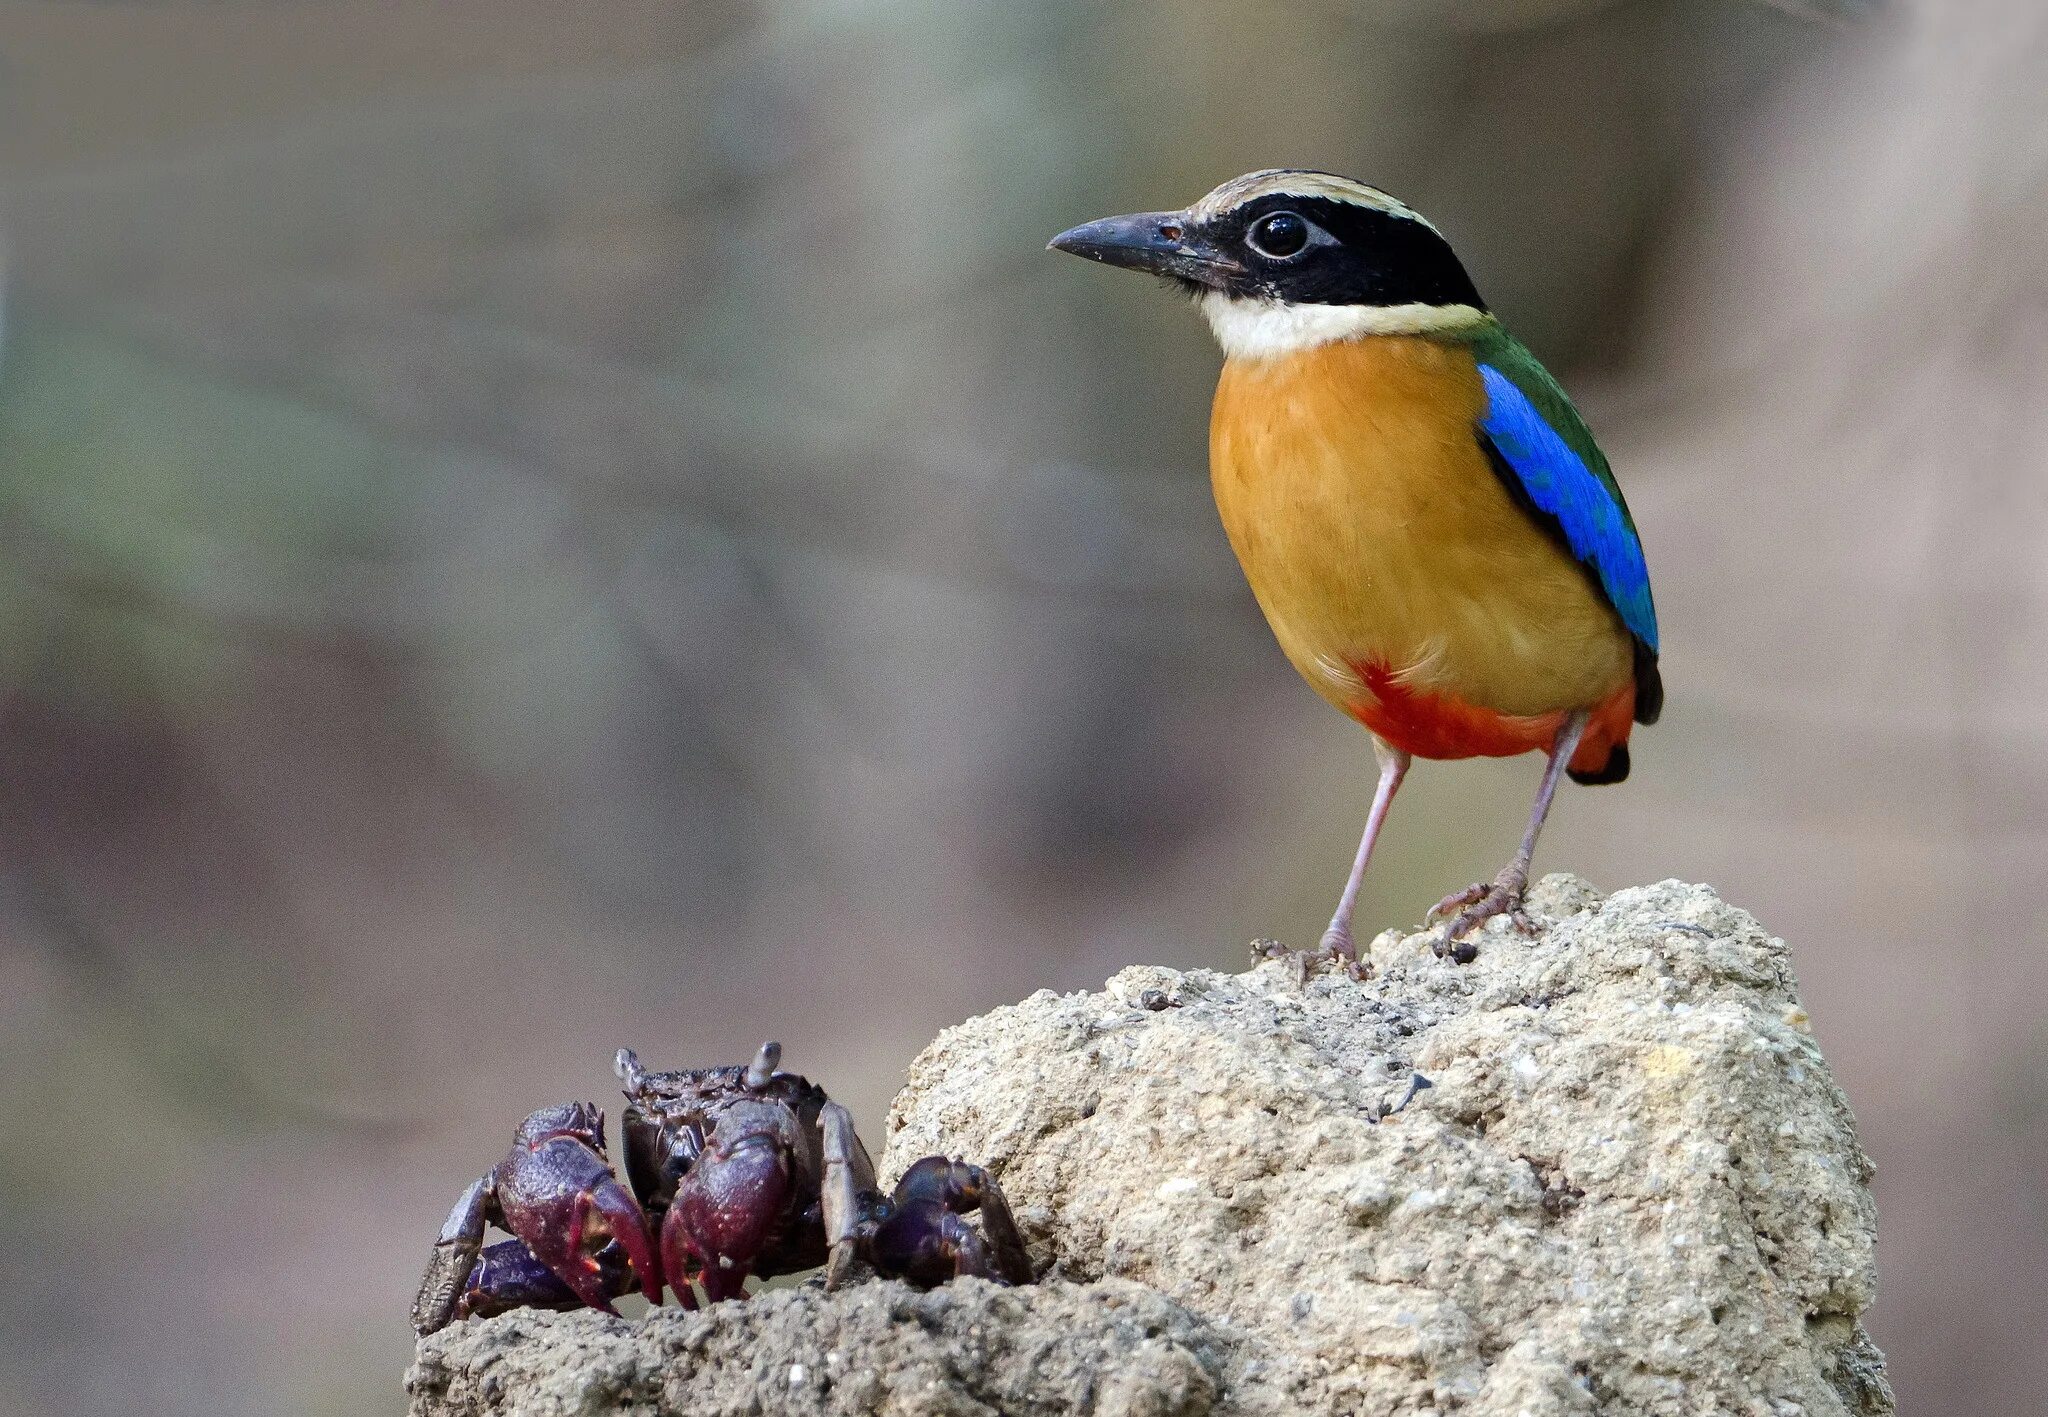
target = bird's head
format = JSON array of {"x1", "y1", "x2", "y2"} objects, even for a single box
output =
[{"x1": 1049, "y1": 169, "x2": 1489, "y2": 359}]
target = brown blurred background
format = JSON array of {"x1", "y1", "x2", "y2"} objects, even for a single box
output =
[{"x1": 0, "y1": 0, "x2": 2040, "y2": 1412}]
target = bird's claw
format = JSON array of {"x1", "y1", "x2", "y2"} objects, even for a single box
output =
[
  {"x1": 1426, "y1": 881, "x2": 1488, "y2": 923},
  {"x1": 1431, "y1": 866, "x2": 1533, "y2": 962},
  {"x1": 1311, "y1": 929, "x2": 1373, "y2": 982},
  {"x1": 1249, "y1": 932, "x2": 1370, "y2": 983}
]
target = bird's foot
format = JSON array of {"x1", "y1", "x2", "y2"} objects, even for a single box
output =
[
  {"x1": 1313, "y1": 926, "x2": 1374, "y2": 981},
  {"x1": 1428, "y1": 864, "x2": 1533, "y2": 963},
  {"x1": 1249, "y1": 931, "x2": 1372, "y2": 983}
]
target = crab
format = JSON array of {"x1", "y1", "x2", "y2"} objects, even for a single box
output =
[{"x1": 410, "y1": 1042, "x2": 1032, "y2": 1334}]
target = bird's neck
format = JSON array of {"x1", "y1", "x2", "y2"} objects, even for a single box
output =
[{"x1": 1198, "y1": 294, "x2": 1493, "y2": 361}]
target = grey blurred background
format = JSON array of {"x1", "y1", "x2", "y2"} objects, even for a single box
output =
[{"x1": 0, "y1": 0, "x2": 2040, "y2": 1412}]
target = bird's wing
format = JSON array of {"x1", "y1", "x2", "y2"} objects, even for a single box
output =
[
  {"x1": 1468, "y1": 328, "x2": 1660, "y2": 723},
  {"x1": 1470, "y1": 335, "x2": 1656, "y2": 651}
]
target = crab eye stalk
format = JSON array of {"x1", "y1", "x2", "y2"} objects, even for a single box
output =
[
  {"x1": 1246, "y1": 211, "x2": 1311, "y2": 260},
  {"x1": 745, "y1": 1041, "x2": 782, "y2": 1090},
  {"x1": 615, "y1": 1047, "x2": 649, "y2": 1092}
]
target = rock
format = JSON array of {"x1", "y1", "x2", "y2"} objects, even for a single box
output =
[
  {"x1": 406, "y1": 1278, "x2": 1244, "y2": 1417},
  {"x1": 409, "y1": 878, "x2": 1891, "y2": 1417}
]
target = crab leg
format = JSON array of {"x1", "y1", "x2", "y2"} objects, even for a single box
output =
[
  {"x1": 411, "y1": 1175, "x2": 495, "y2": 1335},
  {"x1": 820, "y1": 1102, "x2": 881, "y2": 1291}
]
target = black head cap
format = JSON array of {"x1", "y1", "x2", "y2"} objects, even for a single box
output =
[{"x1": 1051, "y1": 168, "x2": 1485, "y2": 311}]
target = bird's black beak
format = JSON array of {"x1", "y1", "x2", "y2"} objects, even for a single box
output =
[{"x1": 1048, "y1": 210, "x2": 1241, "y2": 290}]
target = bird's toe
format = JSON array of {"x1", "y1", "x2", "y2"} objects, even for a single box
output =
[{"x1": 1427, "y1": 881, "x2": 1490, "y2": 924}]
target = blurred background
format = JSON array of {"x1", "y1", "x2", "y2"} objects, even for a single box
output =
[{"x1": 0, "y1": 0, "x2": 2040, "y2": 1411}]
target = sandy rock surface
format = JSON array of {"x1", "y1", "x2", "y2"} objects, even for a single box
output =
[
  {"x1": 409, "y1": 877, "x2": 1891, "y2": 1416},
  {"x1": 405, "y1": 1278, "x2": 1243, "y2": 1417}
]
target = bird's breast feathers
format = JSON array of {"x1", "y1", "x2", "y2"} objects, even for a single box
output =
[{"x1": 1209, "y1": 334, "x2": 1637, "y2": 724}]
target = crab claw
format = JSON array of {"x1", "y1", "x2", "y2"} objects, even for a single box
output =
[
  {"x1": 580, "y1": 1164, "x2": 666, "y2": 1309},
  {"x1": 663, "y1": 1098, "x2": 801, "y2": 1303},
  {"x1": 898, "y1": 1157, "x2": 1033, "y2": 1285},
  {"x1": 870, "y1": 1200, "x2": 992, "y2": 1285},
  {"x1": 495, "y1": 1102, "x2": 663, "y2": 1314},
  {"x1": 873, "y1": 1157, "x2": 1033, "y2": 1287}
]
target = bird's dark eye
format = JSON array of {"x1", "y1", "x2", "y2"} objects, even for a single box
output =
[{"x1": 1246, "y1": 211, "x2": 1310, "y2": 260}]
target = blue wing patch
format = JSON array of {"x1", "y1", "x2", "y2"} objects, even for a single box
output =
[{"x1": 1477, "y1": 364, "x2": 1658, "y2": 651}]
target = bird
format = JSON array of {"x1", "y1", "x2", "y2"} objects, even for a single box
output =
[{"x1": 1049, "y1": 170, "x2": 1659, "y2": 964}]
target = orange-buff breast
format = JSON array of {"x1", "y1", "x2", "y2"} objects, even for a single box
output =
[{"x1": 1209, "y1": 335, "x2": 1638, "y2": 771}]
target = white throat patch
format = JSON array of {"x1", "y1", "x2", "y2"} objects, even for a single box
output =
[{"x1": 1198, "y1": 293, "x2": 1487, "y2": 360}]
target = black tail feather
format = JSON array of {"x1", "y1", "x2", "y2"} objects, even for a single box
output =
[
  {"x1": 1633, "y1": 640, "x2": 1662, "y2": 725},
  {"x1": 1568, "y1": 741, "x2": 1630, "y2": 787}
]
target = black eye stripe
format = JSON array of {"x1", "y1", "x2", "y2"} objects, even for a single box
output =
[{"x1": 1191, "y1": 194, "x2": 1487, "y2": 311}]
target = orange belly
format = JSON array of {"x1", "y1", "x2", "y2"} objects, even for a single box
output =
[{"x1": 1209, "y1": 334, "x2": 1641, "y2": 767}]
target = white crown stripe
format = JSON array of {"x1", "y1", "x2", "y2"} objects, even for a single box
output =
[{"x1": 1186, "y1": 169, "x2": 1441, "y2": 235}]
